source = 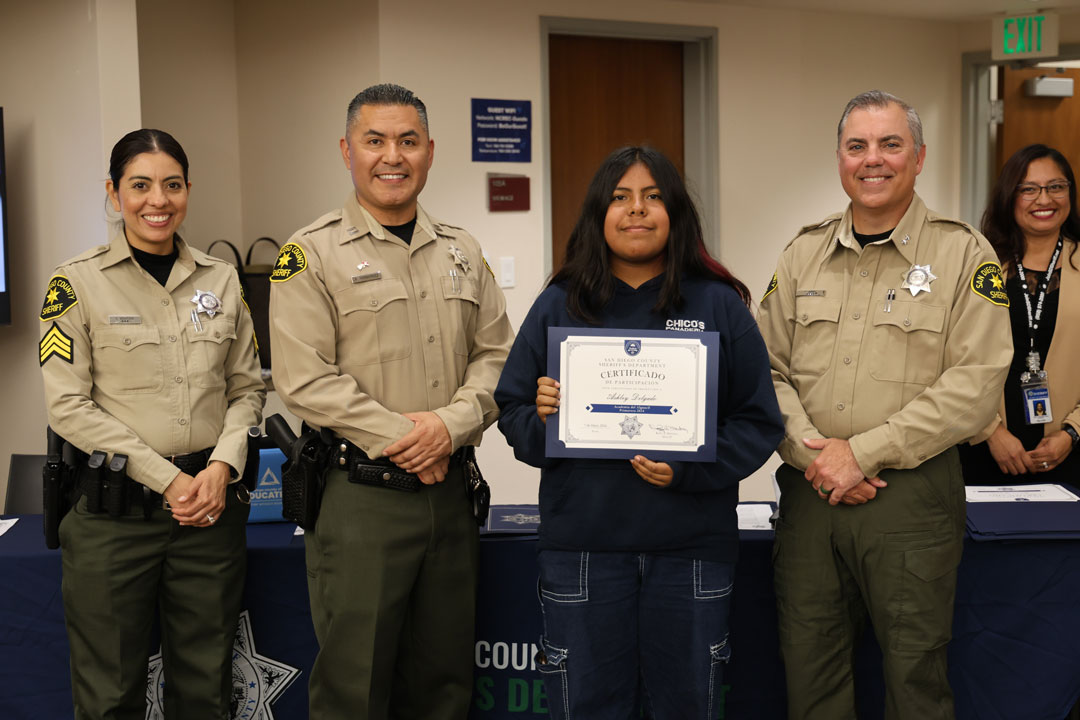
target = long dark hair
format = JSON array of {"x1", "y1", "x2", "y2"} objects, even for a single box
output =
[
  {"x1": 550, "y1": 146, "x2": 750, "y2": 324},
  {"x1": 109, "y1": 129, "x2": 189, "y2": 186},
  {"x1": 982, "y1": 143, "x2": 1079, "y2": 271}
]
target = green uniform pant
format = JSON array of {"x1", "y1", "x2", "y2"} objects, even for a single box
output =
[
  {"x1": 773, "y1": 449, "x2": 965, "y2": 720},
  {"x1": 305, "y1": 465, "x2": 479, "y2": 720},
  {"x1": 58, "y1": 489, "x2": 248, "y2": 720}
]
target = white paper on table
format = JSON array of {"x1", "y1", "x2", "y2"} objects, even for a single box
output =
[
  {"x1": 737, "y1": 504, "x2": 774, "y2": 530},
  {"x1": 293, "y1": 526, "x2": 304, "y2": 536},
  {"x1": 965, "y1": 484, "x2": 1080, "y2": 503},
  {"x1": 0, "y1": 518, "x2": 18, "y2": 537}
]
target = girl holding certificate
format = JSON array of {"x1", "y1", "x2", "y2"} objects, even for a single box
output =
[{"x1": 494, "y1": 146, "x2": 783, "y2": 719}]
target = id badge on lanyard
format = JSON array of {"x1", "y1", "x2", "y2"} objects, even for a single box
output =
[
  {"x1": 1021, "y1": 368, "x2": 1053, "y2": 425},
  {"x1": 1015, "y1": 237, "x2": 1062, "y2": 426}
]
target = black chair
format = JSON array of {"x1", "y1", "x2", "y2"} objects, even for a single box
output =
[{"x1": 4, "y1": 454, "x2": 46, "y2": 514}]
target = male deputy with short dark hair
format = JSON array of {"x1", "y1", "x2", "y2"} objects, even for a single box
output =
[
  {"x1": 269, "y1": 83, "x2": 513, "y2": 719},
  {"x1": 757, "y1": 90, "x2": 1013, "y2": 719}
]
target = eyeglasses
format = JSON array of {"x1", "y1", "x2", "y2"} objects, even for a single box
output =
[{"x1": 1016, "y1": 181, "x2": 1071, "y2": 199}]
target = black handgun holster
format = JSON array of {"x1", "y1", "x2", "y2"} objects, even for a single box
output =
[
  {"x1": 43, "y1": 427, "x2": 77, "y2": 550},
  {"x1": 462, "y1": 447, "x2": 491, "y2": 526},
  {"x1": 281, "y1": 430, "x2": 326, "y2": 531}
]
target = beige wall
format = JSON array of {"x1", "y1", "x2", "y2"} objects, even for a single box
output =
[
  {"x1": 0, "y1": 0, "x2": 141, "y2": 507},
  {"x1": 234, "y1": 0, "x2": 380, "y2": 247},
  {"x1": 5, "y1": 0, "x2": 1080, "y2": 509},
  {"x1": 137, "y1": 0, "x2": 243, "y2": 249}
]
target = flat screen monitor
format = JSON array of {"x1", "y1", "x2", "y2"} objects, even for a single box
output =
[{"x1": 0, "y1": 107, "x2": 10, "y2": 325}]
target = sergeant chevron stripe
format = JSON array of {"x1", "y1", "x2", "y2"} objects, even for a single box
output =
[{"x1": 40, "y1": 322, "x2": 74, "y2": 365}]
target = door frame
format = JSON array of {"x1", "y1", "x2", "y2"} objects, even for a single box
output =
[
  {"x1": 961, "y1": 42, "x2": 1080, "y2": 226},
  {"x1": 540, "y1": 17, "x2": 719, "y2": 276}
]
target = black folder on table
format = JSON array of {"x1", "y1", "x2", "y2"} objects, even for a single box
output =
[{"x1": 966, "y1": 484, "x2": 1080, "y2": 541}]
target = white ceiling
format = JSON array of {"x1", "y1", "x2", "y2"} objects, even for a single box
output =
[{"x1": 687, "y1": 0, "x2": 1080, "y2": 23}]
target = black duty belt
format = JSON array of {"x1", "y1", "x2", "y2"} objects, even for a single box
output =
[
  {"x1": 329, "y1": 436, "x2": 464, "y2": 493},
  {"x1": 76, "y1": 447, "x2": 214, "y2": 518},
  {"x1": 167, "y1": 448, "x2": 214, "y2": 477}
]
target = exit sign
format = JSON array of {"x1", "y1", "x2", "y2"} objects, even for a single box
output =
[{"x1": 992, "y1": 11, "x2": 1059, "y2": 61}]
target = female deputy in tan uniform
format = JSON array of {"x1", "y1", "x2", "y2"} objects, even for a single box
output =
[{"x1": 38, "y1": 129, "x2": 265, "y2": 720}]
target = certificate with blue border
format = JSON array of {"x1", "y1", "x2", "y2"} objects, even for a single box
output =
[{"x1": 545, "y1": 328, "x2": 718, "y2": 461}]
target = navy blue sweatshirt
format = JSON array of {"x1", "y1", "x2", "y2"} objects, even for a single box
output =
[{"x1": 494, "y1": 274, "x2": 783, "y2": 562}]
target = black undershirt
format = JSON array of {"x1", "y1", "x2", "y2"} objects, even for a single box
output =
[
  {"x1": 959, "y1": 266, "x2": 1078, "y2": 484},
  {"x1": 852, "y1": 229, "x2": 893, "y2": 248},
  {"x1": 131, "y1": 244, "x2": 178, "y2": 287},
  {"x1": 384, "y1": 218, "x2": 417, "y2": 245}
]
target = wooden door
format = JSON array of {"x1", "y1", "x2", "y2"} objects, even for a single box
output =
[
  {"x1": 549, "y1": 35, "x2": 684, "y2": 272},
  {"x1": 997, "y1": 65, "x2": 1080, "y2": 176}
]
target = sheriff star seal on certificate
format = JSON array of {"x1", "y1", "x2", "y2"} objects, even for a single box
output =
[{"x1": 619, "y1": 415, "x2": 643, "y2": 440}]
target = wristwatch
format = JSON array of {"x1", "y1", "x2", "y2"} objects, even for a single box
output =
[{"x1": 1065, "y1": 424, "x2": 1080, "y2": 448}]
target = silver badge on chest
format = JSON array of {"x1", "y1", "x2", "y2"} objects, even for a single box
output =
[
  {"x1": 190, "y1": 289, "x2": 223, "y2": 317},
  {"x1": 900, "y1": 264, "x2": 936, "y2": 297},
  {"x1": 448, "y1": 245, "x2": 471, "y2": 274}
]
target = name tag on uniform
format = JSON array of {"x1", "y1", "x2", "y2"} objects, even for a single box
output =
[
  {"x1": 351, "y1": 271, "x2": 382, "y2": 284},
  {"x1": 795, "y1": 290, "x2": 826, "y2": 297},
  {"x1": 108, "y1": 314, "x2": 142, "y2": 325}
]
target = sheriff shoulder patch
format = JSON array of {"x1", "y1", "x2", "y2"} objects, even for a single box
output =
[
  {"x1": 40, "y1": 275, "x2": 78, "y2": 321},
  {"x1": 970, "y1": 262, "x2": 1009, "y2": 307},
  {"x1": 270, "y1": 243, "x2": 307, "y2": 283},
  {"x1": 761, "y1": 272, "x2": 778, "y2": 303},
  {"x1": 40, "y1": 322, "x2": 74, "y2": 365}
]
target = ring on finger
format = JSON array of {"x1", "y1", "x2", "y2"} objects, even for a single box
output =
[
  {"x1": 206, "y1": 514, "x2": 216, "y2": 524},
  {"x1": 817, "y1": 485, "x2": 833, "y2": 496}
]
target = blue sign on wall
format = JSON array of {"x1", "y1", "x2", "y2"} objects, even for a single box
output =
[{"x1": 472, "y1": 99, "x2": 531, "y2": 163}]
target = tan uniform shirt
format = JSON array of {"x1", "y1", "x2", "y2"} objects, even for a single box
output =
[
  {"x1": 39, "y1": 230, "x2": 266, "y2": 493},
  {"x1": 269, "y1": 194, "x2": 514, "y2": 457},
  {"x1": 757, "y1": 194, "x2": 1013, "y2": 478}
]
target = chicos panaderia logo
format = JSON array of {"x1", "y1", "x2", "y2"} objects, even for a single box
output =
[
  {"x1": 270, "y1": 243, "x2": 307, "y2": 283},
  {"x1": 970, "y1": 262, "x2": 1009, "y2": 307},
  {"x1": 665, "y1": 318, "x2": 705, "y2": 332}
]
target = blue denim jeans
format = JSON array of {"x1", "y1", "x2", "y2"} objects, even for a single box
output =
[{"x1": 536, "y1": 550, "x2": 734, "y2": 720}]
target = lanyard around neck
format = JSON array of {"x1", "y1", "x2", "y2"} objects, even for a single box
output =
[{"x1": 1013, "y1": 235, "x2": 1064, "y2": 352}]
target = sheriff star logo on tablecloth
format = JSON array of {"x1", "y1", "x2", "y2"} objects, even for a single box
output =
[{"x1": 145, "y1": 611, "x2": 300, "y2": 720}]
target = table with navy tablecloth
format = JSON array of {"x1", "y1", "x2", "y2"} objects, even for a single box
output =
[{"x1": 1, "y1": 506, "x2": 1078, "y2": 719}]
